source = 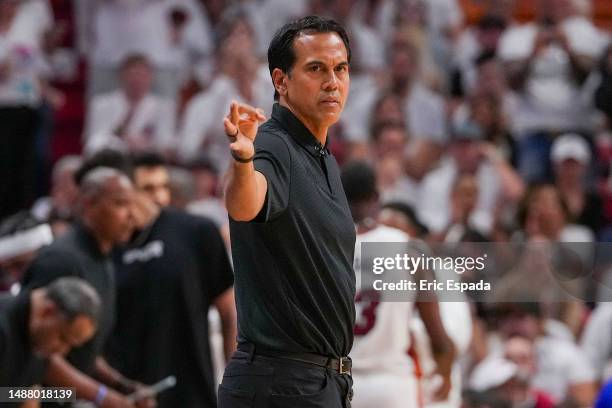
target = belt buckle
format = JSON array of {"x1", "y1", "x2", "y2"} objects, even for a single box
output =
[{"x1": 339, "y1": 357, "x2": 351, "y2": 374}]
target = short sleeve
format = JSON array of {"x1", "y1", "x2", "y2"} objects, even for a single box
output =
[
  {"x1": 21, "y1": 249, "x2": 82, "y2": 290},
  {"x1": 253, "y1": 131, "x2": 291, "y2": 222}
]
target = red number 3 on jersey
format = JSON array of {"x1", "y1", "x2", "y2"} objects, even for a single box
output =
[{"x1": 354, "y1": 289, "x2": 381, "y2": 336}]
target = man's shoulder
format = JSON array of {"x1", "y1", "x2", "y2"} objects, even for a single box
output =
[
  {"x1": 38, "y1": 231, "x2": 82, "y2": 259},
  {"x1": 257, "y1": 118, "x2": 288, "y2": 137},
  {"x1": 26, "y1": 234, "x2": 84, "y2": 277},
  {"x1": 255, "y1": 123, "x2": 293, "y2": 153}
]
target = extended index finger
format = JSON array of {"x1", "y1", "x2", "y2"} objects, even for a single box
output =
[{"x1": 229, "y1": 101, "x2": 240, "y2": 125}]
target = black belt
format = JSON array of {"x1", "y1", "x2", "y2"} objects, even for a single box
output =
[{"x1": 237, "y1": 343, "x2": 352, "y2": 375}]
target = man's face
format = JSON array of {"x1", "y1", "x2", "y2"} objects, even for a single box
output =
[
  {"x1": 279, "y1": 32, "x2": 350, "y2": 130},
  {"x1": 31, "y1": 307, "x2": 96, "y2": 357},
  {"x1": 390, "y1": 45, "x2": 417, "y2": 88},
  {"x1": 529, "y1": 186, "x2": 566, "y2": 227},
  {"x1": 554, "y1": 158, "x2": 585, "y2": 185},
  {"x1": 86, "y1": 177, "x2": 135, "y2": 245},
  {"x1": 376, "y1": 128, "x2": 407, "y2": 159},
  {"x1": 121, "y1": 62, "x2": 153, "y2": 99},
  {"x1": 52, "y1": 168, "x2": 79, "y2": 215},
  {"x1": 134, "y1": 166, "x2": 171, "y2": 208},
  {"x1": 504, "y1": 336, "x2": 536, "y2": 375},
  {"x1": 451, "y1": 140, "x2": 482, "y2": 174},
  {"x1": 452, "y1": 175, "x2": 479, "y2": 214}
]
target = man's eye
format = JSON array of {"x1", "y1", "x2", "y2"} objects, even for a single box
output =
[
  {"x1": 310, "y1": 65, "x2": 321, "y2": 72},
  {"x1": 335, "y1": 65, "x2": 348, "y2": 72}
]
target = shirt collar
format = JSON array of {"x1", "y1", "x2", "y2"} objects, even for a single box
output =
[{"x1": 271, "y1": 103, "x2": 330, "y2": 159}]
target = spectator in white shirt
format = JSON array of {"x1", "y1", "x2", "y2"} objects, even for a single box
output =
[
  {"x1": 418, "y1": 117, "x2": 524, "y2": 235},
  {"x1": 88, "y1": 0, "x2": 212, "y2": 99},
  {"x1": 84, "y1": 54, "x2": 176, "y2": 155},
  {"x1": 495, "y1": 303, "x2": 597, "y2": 406},
  {"x1": 343, "y1": 35, "x2": 448, "y2": 144},
  {"x1": 498, "y1": 0, "x2": 607, "y2": 182},
  {"x1": 581, "y1": 303, "x2": 612, "y2": 382},
  {"x1": 179, "y1": 12, "x2": 273, "y2": 171},
  {"x1": 452, "y1": 15, "x2": 508, "y2": 97}
]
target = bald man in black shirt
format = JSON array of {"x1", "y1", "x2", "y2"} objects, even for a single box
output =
[{"x1": 0, "y1": 277, "x2": 100, "y2": 389}]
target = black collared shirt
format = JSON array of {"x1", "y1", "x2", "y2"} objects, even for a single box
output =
[
  {"x1": 229, "y1": 103, "x2": 356, "y2": 358},
  {"x1": 108, "y1": 209, "x2": 233, "y2": 408},
  {"x1": 0, "y1": 292, "x2": 48, "y2": 389},
  {"x1": 22, "y1": 223, "x2": 115, "y2": 375}
]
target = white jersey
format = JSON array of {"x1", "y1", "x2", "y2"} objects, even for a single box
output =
[{"x1": 350, "y1": 225, "x2": 416, "y2": 376}]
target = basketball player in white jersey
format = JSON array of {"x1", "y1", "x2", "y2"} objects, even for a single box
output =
[{"x1": 341, "y1": 162, "x2": 456, "y2": 408}]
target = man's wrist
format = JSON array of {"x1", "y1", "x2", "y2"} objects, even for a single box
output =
[
  {"x1": 94, "y1": 385, "x2": 108, "y2": 407},
  {"x1": 231, "y1": 150, "x2": 255, "y2": 163}
]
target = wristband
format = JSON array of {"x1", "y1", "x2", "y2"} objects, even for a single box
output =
[
  {"x1": 94, "y1": 385, "x2": 108, "y2": 406},
  {"x1": 231, "y1": 150, "x2": 255, "y2": 163}
]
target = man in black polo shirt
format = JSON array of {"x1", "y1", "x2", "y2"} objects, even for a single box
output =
[
  {"x1": 107, "y1": 152, "x2": 236, "y2": 408},
  {"x1": 0, "y1": 277, "x2": 100, "y2": 389},
  {"x1": 221, "y1": 16, "x2": 355, "y2": 408}
]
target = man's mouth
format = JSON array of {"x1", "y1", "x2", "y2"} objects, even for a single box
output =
[{"x1": 320, "y1": 98, "x2": 340, "y2": 105}]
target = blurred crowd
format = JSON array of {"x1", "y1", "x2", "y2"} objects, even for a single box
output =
[{"x1": 3, "y1": 0, "x2": 612, "y2": 407}]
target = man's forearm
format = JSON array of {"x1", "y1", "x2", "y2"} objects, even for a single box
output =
[
  {"x1": 44, "y1": 355, "x2": 103, "y2": 401},
  {"x1": 94, "y1": 357, "x2": 129, "y2": 390},
  {"x1": 213, "y1": 288, "x2": 238, "y2": 361},
  {"x1": 224, "y1": 162, "x2": 266, "y2": 222}
]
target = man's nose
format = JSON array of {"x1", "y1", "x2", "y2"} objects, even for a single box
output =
[{"x1": 323, "y1": 71, "x2": 340, "y2": 90}]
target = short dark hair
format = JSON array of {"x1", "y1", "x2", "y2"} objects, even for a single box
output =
[
  {"x1": 381, "y1": 201, "x2": 429, "y2": 236},
  {"x1": 517, "y1": 183, "x2": 570, "y2": 228},
  {"x1": 474, "y1": 50, "x2": 497, "y2": 67},
  {"x1": 267, "y1": 15, "x2": 351, "y2": 101},
  {"x1": 132, "y1": 151, "x2": 166, "y2": 169},
  {"x1": 341, "y1": 161, "x2": 377, "y2": 205},
  {"x1": 45, "y1": 277, "x2": 101, "y2": 323},
  {"x1": 120, "y1": 53, "x2": 152, "y2": 71},
  {"x1": 371, "y1": 121, "x2": 407, "y2": 143},
  {"x1": 477, "y1": 14, "x2": 507, "y2": 31},
  {"x1": 74, "y1": 149, "x2": 133, "y2": 186}
]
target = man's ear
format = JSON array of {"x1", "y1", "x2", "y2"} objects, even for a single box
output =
[
  {"x1": 272, "y1": 68, "x2": 288, "y2": 97},
  {"x1": 41, "y1": 300, "x2": 59, "y2": 319}
]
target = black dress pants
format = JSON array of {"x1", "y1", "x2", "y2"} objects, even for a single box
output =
[{"x1": 218, "y1": 349, "x2": 353, "y2": 408}]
